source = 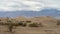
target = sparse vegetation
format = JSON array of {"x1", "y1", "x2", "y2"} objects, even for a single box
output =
[
  {"x1": 29, "y1": 23, "x2": 39, "y2": 27},
  {"x1": 0, "y1": 16, "x2": 59, "y2": 34}
]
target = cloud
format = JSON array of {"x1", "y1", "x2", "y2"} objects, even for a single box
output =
[{"x1": 0, "y1": 0, "x2": 60, "y2": 11}]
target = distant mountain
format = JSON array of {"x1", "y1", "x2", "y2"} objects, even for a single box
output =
[{"x1": 0, "y1": 8, "x2": 60, "y2": 18}]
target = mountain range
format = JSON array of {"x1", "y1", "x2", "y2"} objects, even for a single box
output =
[{"x1": 0, "y1": 8, "x2": 60, "y2": 18}]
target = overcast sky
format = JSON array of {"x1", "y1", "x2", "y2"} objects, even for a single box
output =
[{"x1": 0, "y1": 0, "x2": 60, "y2": 11}]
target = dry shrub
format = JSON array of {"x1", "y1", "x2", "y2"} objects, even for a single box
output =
[
  {"x1": 26, "y1": 21, "x2": 31, "y2": 23},
  {"x1": 29, "y1": 23, "x2": 39, "y2": 27},
  {"x1": 18, "y1": 22, "x2": 27, "y2": 27},
  {"x1": 56, "y1": 20, "x2": 60, "y2": 25}
]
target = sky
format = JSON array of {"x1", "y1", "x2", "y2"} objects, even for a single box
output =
[{"x1": 0, "y1": 0, "x2": 60, "y2": 11}]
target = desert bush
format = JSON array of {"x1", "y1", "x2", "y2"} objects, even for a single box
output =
[
  {"x1": 29, "y1": 23, "x2": 39, "y2": 27},
  {"x1": 18, "y1": 22, "x2": 27, "y2": 27},
  {"x1": 18, "y1": 22, "x2": 23, "y2": 26},
  {"x1": 26, "y1": 21, "x2": 31, "y2": 23},
  {"x1": 0, "y1": 22, "x2": 4, "y2": 25},
  {"x1": 0, "y1": 19, "x2": 1, "y2": 21},
  {"x1": 56, "y1": 20, "x2": 60, "y2": 25},
  {"x1": 0, "y1": 22, "x2": 12, "y2": 26},
  {"x1": 22, "y1": 23, "x2": 27, "y2": 27},
  {"x1": 57, "y1": 22, "x2": 60, "y2": 25}
]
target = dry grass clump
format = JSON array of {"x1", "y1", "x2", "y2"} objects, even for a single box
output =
[{"x1": 28, "y1": 23, "x2": 43, "y2": 27}]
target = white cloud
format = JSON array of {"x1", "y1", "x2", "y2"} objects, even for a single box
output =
[{"x1": 0, "y1": 0, "x2": 60, "y2": 11}]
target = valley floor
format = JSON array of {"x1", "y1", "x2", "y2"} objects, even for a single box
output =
[{"x1": 0, "y1": 25, "x2": 60, "y2": 34}]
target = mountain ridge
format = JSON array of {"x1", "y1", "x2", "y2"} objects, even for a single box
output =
[{"x1": 0, "y1": 8, "x2": 60, "y2": 18}]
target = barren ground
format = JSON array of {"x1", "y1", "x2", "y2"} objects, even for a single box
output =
[{"x1": 0, "y1": 25, "x2": 60, "y2": 34}]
